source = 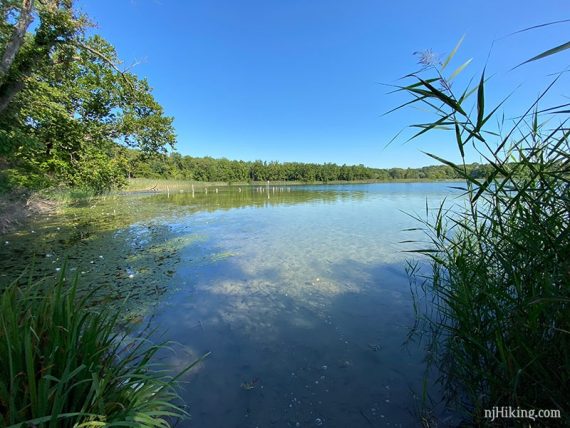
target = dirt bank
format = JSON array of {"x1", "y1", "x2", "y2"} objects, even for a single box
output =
[{"x1": 0, "y1": 192, "x2": 57, "y2": 234}]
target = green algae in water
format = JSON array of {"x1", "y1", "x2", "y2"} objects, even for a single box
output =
[{"x1": 0, "y1": 195, "x2": 208, "y2": 320}]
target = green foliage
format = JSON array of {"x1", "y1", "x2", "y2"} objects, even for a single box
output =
[
  {"x1": 125, "y1": 150, "x2": 489, "y2": 184},
  {"x1": 0, "y1": 2, "x2": 175, "y2": 194},
  {"x1": 0, "y1": 273, "x2": 203, "y2": 427},
  {"x1": 0, "y1": 167, "x2": 48, "y2": 192},
  {"x1": 70, "y1": 147, "x2": 128, "y2": 194},
  {"x1": 399, "y1": 42, "x2": 570, "y2": 424}
]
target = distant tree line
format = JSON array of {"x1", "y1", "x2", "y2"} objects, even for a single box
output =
[{"x1": 126, "y1": 151, "x2": 494, "y2": 183}]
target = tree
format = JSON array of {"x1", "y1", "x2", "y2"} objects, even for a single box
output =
[
  {"x1": 0, "y1": 0, "x2": 87, "y2": 114},
  {"x1": 0, "y1": 1, "x2": 175, "y2": 192}
]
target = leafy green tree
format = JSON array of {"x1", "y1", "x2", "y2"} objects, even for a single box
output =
[
  {"x1": 0, "y1": 1, "x2": 175, "y2": 193},
  {"x1": 0, "y1": 0, "x2": 86, "y2": 114}
]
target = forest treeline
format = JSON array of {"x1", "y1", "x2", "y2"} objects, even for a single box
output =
[{"x1": 127, "y1": 151, "x2": 493, "y2": 183}]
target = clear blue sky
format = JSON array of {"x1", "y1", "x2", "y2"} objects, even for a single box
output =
[{"x1": 76, "y1": 0, "x2": 569, "y2": 168}]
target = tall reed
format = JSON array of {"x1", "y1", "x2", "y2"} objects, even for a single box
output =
[{"x1": 396, "y1": 38, "x2": 570, "y2": 425}]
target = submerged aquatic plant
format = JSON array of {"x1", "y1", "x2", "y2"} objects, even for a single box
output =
[
  {"x1": 395, "y1": 35, "x2": 570, "y2": 425},
  {"x1": 0, "y1": 272, "x2": 205, "y2": 427}
]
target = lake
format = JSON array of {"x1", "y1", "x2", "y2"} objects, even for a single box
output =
[{"x1": 0, "y1": 182, "x2": 463, "y2": 427}]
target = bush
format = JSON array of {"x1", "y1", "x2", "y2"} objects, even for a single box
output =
[
  {"x1": 0, "y1": 273, "x2": 202, "y2": 427},
  {"x1": 71, "y1": 149, "x2": 128, "y2": 194}
]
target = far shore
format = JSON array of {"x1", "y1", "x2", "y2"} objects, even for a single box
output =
[{"x1": 124, "y1": 177, "x2": 464, "y2": 193}]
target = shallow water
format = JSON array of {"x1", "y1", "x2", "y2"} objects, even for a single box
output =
[{"x1": 0, "y1": 182, "x2": 463, "y2": 427}]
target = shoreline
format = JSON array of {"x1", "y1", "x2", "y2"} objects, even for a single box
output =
[
  {"x1": 123, "y1": 177, "x2": 464, "y2": 193},
  {"x1": 0, "y1": 192, "x2": 58, "y2": 235}
]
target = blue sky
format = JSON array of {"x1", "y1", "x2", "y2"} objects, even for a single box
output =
[{"x1": 76, "y1": 0, "x2": 569, "y2": 168}]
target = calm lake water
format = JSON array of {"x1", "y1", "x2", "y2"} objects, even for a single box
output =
[{"x1": 0, "y1": 182, "x2": 464, "y2": 427}]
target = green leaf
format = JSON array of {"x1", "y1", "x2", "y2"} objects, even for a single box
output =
[
  {"x1": 475, "y1": 69, "x2": 485, "y2": 131},
  {"x1": 517, "y1": 41, "x2": 570, "y2": 67},
  {"x1": 448, "y1": 58, "x2": 472, "y2": 82},
  {"x1": 455, "y1": 122, "x2": 464, "y2": 158},
  {"x1": 406, "y1": 114, "x2": 453, "y2": 143},
  {"x1": 7, "y1": 413, "x2": 89, "y2": 428},
  {"x1": 382, "y1": 93, "x2": 428, "y2": 116},
  {"x1": 508, "y1": 19, "x2": 570, "y2": 36},
  {"x1": 385, "y1": 78, "x2": 440, "y2": 94},
  {"x1": 417, "y1": 78, "x2": 467, "y2": 116},
  {"x1": 441, "y1": 35, "x2": 465, "y2": 71}
]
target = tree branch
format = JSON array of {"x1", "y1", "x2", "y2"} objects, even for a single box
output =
[
  {"x1": 0, "y1": 0, "x2": 35, "y2": 81},
  {"x1": 72, "y1": 40, "x2": 136, "y2": 92}
]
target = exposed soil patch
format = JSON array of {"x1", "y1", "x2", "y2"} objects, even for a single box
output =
[{"x1": 0, "y1": 192, "x2": 57, "y2": 234}]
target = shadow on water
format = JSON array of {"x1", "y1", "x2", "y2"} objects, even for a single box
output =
[{"x1": 152, "y1": 255, "x2": 442, "y2": 428}]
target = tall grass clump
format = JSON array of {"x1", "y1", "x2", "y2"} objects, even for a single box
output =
[
  {"x1": 0, "y1": 273, "x2": 201, "y2": 427},
  {"x1": 395, "y1": 38, "x2": 570, "y2": 424}
]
